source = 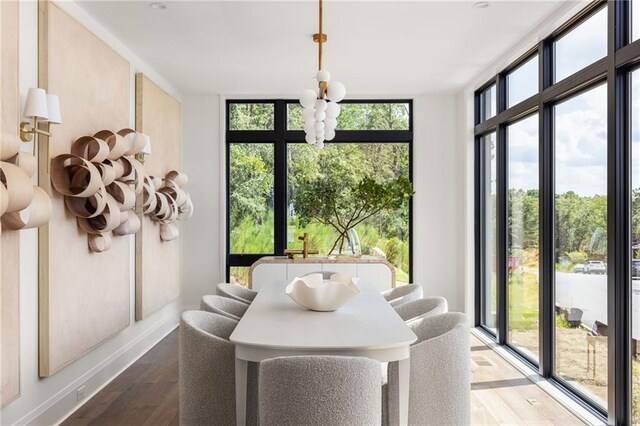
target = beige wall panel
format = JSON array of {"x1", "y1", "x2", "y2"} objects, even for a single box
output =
[
  {"x1": 1, "y1": 228, "x2": 20, "y2": 407},
  {"x1": 1, "y1": 0, "x2": 21, "y2": 407},
  {"x1": 38, "y1": 2, "x2": 131, "y2": 377},
  {"x1": 135, "y1": 74, "x2": 182, "y2": 320}
]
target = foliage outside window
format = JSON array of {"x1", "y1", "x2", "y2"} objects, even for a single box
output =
[
  {"x1": 287, "y1": 103, "x2": 410, "y2": 131},
  {"x1": 228, "y1": 101, "x2": 412, "y2": 287}
]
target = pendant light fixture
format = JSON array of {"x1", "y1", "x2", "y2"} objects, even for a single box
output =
[{"x1": 299, "y1": 0, "x2": 346, "y2": 149}]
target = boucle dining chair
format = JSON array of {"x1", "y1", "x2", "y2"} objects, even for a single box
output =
[
  {"x1": 383, "y1": 312, "x2": 469, "y2": 426},
  {"x1": 381, "y1": 284, "x2": 423, "y2": 308},
  {"x1": 393, "y1": 297, "x2": 448, "y2": 323},
  {"x1": 259, "y1": 356, "x2": 382, "y2": 426},
  {"x1": 179, "y1": 310, "x2": 258, "y2": 426},
  {"x1": 217, "y1": 283, "x2": 257, "y2": 304},
  {"x1": 200, "y1": 294, "x2": 249, "y2": 321}
]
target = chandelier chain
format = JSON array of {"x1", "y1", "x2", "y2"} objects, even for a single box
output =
[{"x1": 318, "y1": 0, "x2": 323, "y2": 71}]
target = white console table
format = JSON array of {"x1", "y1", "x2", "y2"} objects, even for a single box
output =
[{"x1": 249, "y1": 256, "x2": 396, "y2": 292}]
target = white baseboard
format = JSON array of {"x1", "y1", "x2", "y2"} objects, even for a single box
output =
[
  {"x1": 17, "y1": 316, "x2": 179, "y2": 426},
  {"x1": 181, "y1": 304, "x2": 199, "y2": 311}
]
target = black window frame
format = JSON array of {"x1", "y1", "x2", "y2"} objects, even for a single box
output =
[
  {"x1": 474, "y1": 1, "x2": 640, "y2": 423},
  {"x1": 226, "y1": 99, "x2": 414, "y2": 285}
]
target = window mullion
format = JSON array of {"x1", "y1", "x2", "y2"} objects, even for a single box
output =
[
  {"x1": 539, "y1": 38, "x2": 555, "y2": 379},
  {"x1": 608, "y1": 0, "x2": 631, "y2": 423},
  {"x1": 273, "y1": 101, "x2": 287, "y2": 257},
  {"x1": 496, "y1": 122, "x2": 508, "y2": 345}
]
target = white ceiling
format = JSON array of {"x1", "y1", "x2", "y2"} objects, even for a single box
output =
[{"x1": 77, "y1": 0, "x2": 572, "y2": 96}]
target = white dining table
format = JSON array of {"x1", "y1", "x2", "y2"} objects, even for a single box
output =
[{"x1": 229, "y1": 280, "x2": 418, "y2": 426}]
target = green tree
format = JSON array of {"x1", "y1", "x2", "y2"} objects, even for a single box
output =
[
  {"x1": 293, "y1": 175, "x2": 413, "y2": 255},
  {"x1": 228, "y1": 144, "x2": 273, "y2": 230}
]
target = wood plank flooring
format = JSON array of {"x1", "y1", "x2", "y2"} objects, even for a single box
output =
[
  {"x1": 62, "y1": 329, "x2": 583, "y2": 425},
  {"x1": 469, "y1": 335, "x2": 583, "y2": 425}
]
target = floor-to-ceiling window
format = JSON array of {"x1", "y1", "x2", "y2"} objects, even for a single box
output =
[
  {"x1": 554, "y1": 84, "x2": 608, "y2": 408},
  {"x1": 507, "y1": 113, "x2": 539, "y2": 362},
  {"x1": 227, "y1": 100, "x2": 413, "y2": 286},
  {"x1": 480, "y1": 132, "x2": 498, "y2": 333},
  {"x1": 475, "y1": 1, "x2": 640, "y2": 422}
]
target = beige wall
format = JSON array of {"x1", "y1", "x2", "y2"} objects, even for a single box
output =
[{"x1": 0, "y1": 1, "x2": 182, "y2": 424}]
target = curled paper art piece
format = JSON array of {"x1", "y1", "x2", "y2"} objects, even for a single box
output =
[
  {"x1": 1, "y1": 161, "x2": 35, "y2": 213},
  {"x1": 8, "y1": 152, "x2": 37, "y2": 178},
  {"x1": 94, "y1": 130, "x2": 128, "y2": 161},
  {"x1": 51, "y1": 128, "x2": 149, "y2": 252},
  {"x1": 1, "y1": 136, "x2": 20, "y2": 162},
  {"x1": 1, "y1": 187, "x2": 53, "y2": 230},
  {"x1": 113, "y1": 210, "x2": 141, "y2": 236},
  {"x1": 0, "y1": 157, "x2": 53, "y2": 231},
  {"x1": 159, "y1": 222, "x2": 179, "y2": 241},
  {"x1": 88, "y1": 233, "x2": 112, "y2": 253},
  {"x1": 118, "y1": 128, "x2": 147, "y2": 156},
  {"x1": 142, "y1": 169, "x2": 193, "y2": 242},
  {"x1": 0, "y1": 184, "x2": 9, "y2": 216},
  {"x1": 70, "y1": 136, "x2": 109, "y2": 163}
]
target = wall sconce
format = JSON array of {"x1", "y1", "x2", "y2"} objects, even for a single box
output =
[
  {"x1": 135, "y1": 135, "x2": 152, "y2": 164},
  {"x1": 19, "y1": 87, "x2": 62, "y2": 143}
]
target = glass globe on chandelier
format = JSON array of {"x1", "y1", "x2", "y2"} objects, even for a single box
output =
[{"x1": 299, "y1": 0, "x2": 346, "y2": 149}]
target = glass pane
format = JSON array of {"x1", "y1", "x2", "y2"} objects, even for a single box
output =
[
  {"x1": 229, "y1": 103, "x2": 274, "y2": 130},
  {"x1": 287, "y1": 103, "x2": 410, "y2": 131},
  {"x1": 554, "y1": 84, "x2": 607, "y2": 408},
  {"x1": 554, "y1": 7, "x2": 607, "y2": 83},
  {"x1": 229, "y1": 143, "x2": 274, "y2": 253},
  {"x1": 480, "y1": 85, "x2": 497, "y2": 122},
  {"x1": 507, "y1": 55, "x2": 538, "y2": 108},
  {"x1": 631, "y1": 69, "x2": 640, "y2": 424},
  {"x1": 507, "y1": 114, "x2": 539, "y2": 361},
  {"x1": 481, "y1": 132, "x2": 498, "y2": 332},
  {"x1": 229, "y1": 267, "x2": 251, "y2": 287},
  {"x1": 287, "y1": 143, "x2": 411, "y2": 285}
]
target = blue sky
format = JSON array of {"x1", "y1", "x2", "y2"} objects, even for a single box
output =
[{"x1": 506, "y1": 7, "x2": 609, "y2": 198}]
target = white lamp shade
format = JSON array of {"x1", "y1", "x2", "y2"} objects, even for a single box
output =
[
  {"x1": 326, "y1": 81, "x2": 346, "y2": 103},
  {"x1": 23, "y1": 88, "x2": 49, "y2": 120},
  {"x1": 45, "y1": 94, "x2": 62, "y2": 124},
  {"x1": 141, "y1": 135, "x2": 152, "y2": 155},
  {"x1": 300, "y1": 89, "x2": 317, "y2": 108}
]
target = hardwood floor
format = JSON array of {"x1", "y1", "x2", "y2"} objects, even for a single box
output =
[
  {"x1": 63, "y1": 329, "x2": 583, "y2": 425},
  {"x1": 469, "y1": 335, "x2": 583, "y2": 425},
  {"x1": 63, "y1": 332, "x2": 179, "y2": 426}
]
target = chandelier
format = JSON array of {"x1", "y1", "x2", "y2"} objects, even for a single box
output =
[{"x1": 299, "y1": 0, "x2": 346, "y2": 149}]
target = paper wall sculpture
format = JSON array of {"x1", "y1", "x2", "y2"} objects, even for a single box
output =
[
  {"x1": 50, "y1": 129, "x2": 146, "y2": 252},
  {"x1": 1, "y1": 154, "x2": 53, "y2": 230},
  {"x1": 141, "y1": 170, "x2": 193, "y2": 241}
]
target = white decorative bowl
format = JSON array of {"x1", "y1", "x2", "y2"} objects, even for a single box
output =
[{"x1": 285, "y1": 273, "x2": 361, "y2": 312}]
